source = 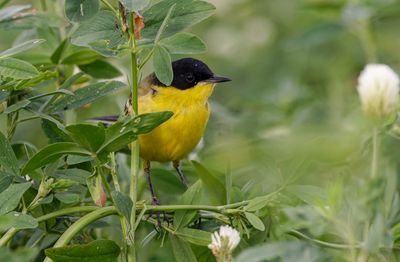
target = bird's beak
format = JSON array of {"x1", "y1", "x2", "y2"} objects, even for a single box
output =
[{"x1": 204, "y1": 75, "x2": 232, "y2": 83}]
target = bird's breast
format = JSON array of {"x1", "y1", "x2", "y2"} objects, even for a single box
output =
[{"x1": 138, "y1": 83, "x2": 214, "y2": 162}]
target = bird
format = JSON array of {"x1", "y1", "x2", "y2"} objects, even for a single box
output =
[{"x1": 124, "y1": 57, "x2": 231, "y2": 207}]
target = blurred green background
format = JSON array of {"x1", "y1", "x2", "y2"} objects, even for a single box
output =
[{"x1": 2, "y1": 0, "x2": 400, "y2": 260}]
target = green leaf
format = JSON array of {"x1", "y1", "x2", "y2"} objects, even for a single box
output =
[
  {"x1": 0, "y1": 131, "x2": 19, "y2": 175},
  {"x1": 46, "y1": 81, "x2": 126, "y2": 113},
  {"x1": 41, "y1": 118, "x2": 72, "y2": 143},
  {"x1": 65, "y1": 0, "x2": 100, "y2": 22},
  {"x1": 169, "y1": 234, "x2": 197, "y2": 262},
  {"x1": 66, "y1": 124, "x2": 105, "y2": 152},
  {"x1": 0, "y1": 90, "x2": 10, "y2": 103},
  {"x1": 59, "y1": 72, "x2": 86, "y2": 90},
  {"x1": 87, "y1": 174, "x2": 106, "y2": 207},
  {"x1": 8, "y1": 70, "x2": 58, "y2": 90},
  {"x1": 0, "y1": 173, "x2": 13, "y2": 192},
  {"x1": 153, "y1": 45, "x2": 172, "y2": 85},
  {"x1": 79, "y1": 60, "x2": 122, "y2": 79},
  {"x1": 154, "y1": 3, "x2": 176, "y2": 43},
  {"x1": 97, "y1": 112, "x2": 173, "y2": 155},
  {"x1": 174, "y1": 181, "x2": 202, "y2": 229},
  {"x1": 0, "y1": 39, "x2": 45, "y2": 58},
  {"x1": 3, "y1": 99, "x2": 30, "y2": 114},
  {"x1": 142, "y1": 0, "x2": 215, "y2": 40},
  {"x1": 51, "y1": 179, "x2": 79, "y2": 190},
  {"x1": 0, "y1": 57, "x2": 39, "y2": 79},
  {"x1": 0, "y1": 5, "x2": 31, "y2": 22},
  {"x1": 191, "y1": 161, "x2": 226, "y2": 205},
  {"x1": 0, "y1": 212, "x2": 38, "y2": 231},
  {"x1": 160, "y1": 33, "x2": 206, "y2": 54},
  {"x1": 56, "y1": 168, "x2": 92, "y2": 185},
  {"x1": 0, "y1": 182, "x2": 31, "y2": 215},
  {"x1": 61, "y1": 49, "x2": 101, "y2": 65},
  {"x1": 20, "y1": 143, "x2": 91, "y2": 176},
  {"x1": 111, "y1": 191, "x2": 133, "y2": 221},
  {"x1": 51, "y1": 38, "x2": 70, "y2": 64},
  {"x1": 71, "y1": 11, "x2": 126, "y2": 50},
  {"x1": 123, "y1": 0, "x2": 150, "y2": 12},
  {"x1": 55, "y1": 193, "x2": 80, "y2": 204},
  {"x1": 45, "y1": 240, "x2": 120, "y2": 262},
  {"x1": 175, "y1": 228, "x2": 211, "y2": 246},
  {"x1": 245, "y1": 194, "x2": 275, "y2": 212},
  {"x1": 245, "y1": 212, "x2": 265, "y2": 231}
]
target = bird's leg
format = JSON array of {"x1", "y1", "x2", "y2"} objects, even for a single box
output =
[
  {"x1": 144, "y1": 160, "x2": 168, "y2": 225},
  {"x1": 144, "y1": 160, "x2": 159, "y2": 205},
  {"x1": 173, "y1": 160, "x2": 189, "y2": 189}
]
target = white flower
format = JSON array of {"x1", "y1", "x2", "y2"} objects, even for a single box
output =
[
  {"x1": 208, "y1": 225, "x2": 240, "y2": 261},
  {"x1": 357, "y1": 64, "x2": 400, "y2": 121}
]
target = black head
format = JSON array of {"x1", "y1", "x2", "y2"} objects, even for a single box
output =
[{"x1": 152, "y1": 58, "x2": 231, "y2": 90}]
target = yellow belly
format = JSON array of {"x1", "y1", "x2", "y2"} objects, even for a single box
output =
[{"x1": 138, "y1": 83, "x2": 214, "y2": 162}]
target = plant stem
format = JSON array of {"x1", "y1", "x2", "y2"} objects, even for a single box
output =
[
  {"x1": 0, "y1": 199, "x2": 252, "y2": 247},
  {"x1": 0, "y1": 227, "x2": 17, "y2": 246},
  {"x1": 371, "y1": 127, "x2": 379, "y2": 177},
  {"x1": 37, "y1": 206, "x2": 98, "y2": 223},
  {"x1": 101, "y1": 0, "x2": 118, "y2": 15},
  {"x1": 128, "y1": 11, "x2": 139, "y2": 262},
  {"x1": 289, "y1": 229, "x2": 361, "y2": 250},
  {"x1": 43, "y1": 206, "x2": 118, "y2": 262}
]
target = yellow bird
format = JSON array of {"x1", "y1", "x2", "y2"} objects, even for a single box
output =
[{"x1": 124, "y1": 58, "x2": 230, "y2": 206}]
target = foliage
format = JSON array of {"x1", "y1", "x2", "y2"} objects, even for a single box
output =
[{"x1": 1, "y1": 0, "x2": 400, "y2": 262}]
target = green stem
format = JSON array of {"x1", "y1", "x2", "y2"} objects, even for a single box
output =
[
  {"x1": 108, "y1": 153, "x2": 133, "y2": 258},
  {"x1": 43, "y1": 207, "x2": 118, "y2": 262},
  {"x1": 37, "y1": 206, "x2": 98, "y2": 223},
  {"x1": 101, "y1": 0, "x2": 118, "y2": 15},
  {"x1": 371, "y1": 128, "x2": 379, "y2": 177},
  {"x1": 0, "y1": 227, "x2": 17, "y2": 246},
  {"x1": 128, "y1": 11, "x2": 139, "y2": 262},
  {"x1": 0, "y1": 206, "x2": 97, "y2": 247},
  {"x1": 289, "y1": 230, "x2": 360, "y2": 250},
  {"x1": 0, "y1": 199, "x2": 251, "y2": 247}
]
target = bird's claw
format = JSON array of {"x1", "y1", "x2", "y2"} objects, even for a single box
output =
[{"x1": 146, "y1": 197, "x2": 170, "y2": 227}]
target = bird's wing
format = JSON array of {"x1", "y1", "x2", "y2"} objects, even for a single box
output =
[{"x1": 124, "y1": 73, "x2": 157, "y2": 116}]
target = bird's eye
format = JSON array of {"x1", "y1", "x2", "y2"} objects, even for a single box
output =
[{"x1": 185, "y1": 73, "x2": 195, "y2": 83}]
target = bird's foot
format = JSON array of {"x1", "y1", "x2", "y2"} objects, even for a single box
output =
[{"x1": 147, "y1": 197, "x2": 169, "y2": 227}]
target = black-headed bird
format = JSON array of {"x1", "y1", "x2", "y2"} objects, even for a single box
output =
[{"x1": 124, "y1": 57, "x2": 231, "y2": 206}]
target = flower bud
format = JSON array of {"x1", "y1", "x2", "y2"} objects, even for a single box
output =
[
  {"x1": 38, "y1": 178, "x2": 54, "y2": 198},
  {"x1": 357, "y1": 64, "x2": 400, "y2": 122},
  {"x1": 208, "y1": 225, "x2": 240, "y2": 262}
]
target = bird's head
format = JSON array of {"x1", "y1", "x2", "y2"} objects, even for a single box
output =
[{"x1": 151, "y1": 57, "x2": 231, "y2": 90}]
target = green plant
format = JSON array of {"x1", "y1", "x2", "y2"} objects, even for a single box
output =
[
  {"x1": 0, "y1": 1, "x2": 270, "y2": 261},
  {"x1": 2, "y1": 1, "x2": 400, "y2": 262}
]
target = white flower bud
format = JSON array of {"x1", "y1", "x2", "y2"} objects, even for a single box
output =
[
  {"x1": 357, "y1": 64, "x2": 400, "y2": 121},
  {"x1": 208, "y1": 225, "x2": 240, "y2": 262}
]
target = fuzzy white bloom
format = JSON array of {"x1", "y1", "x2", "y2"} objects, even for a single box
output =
[
  {"x1": 357, "y1": 64, "x2": 400, "y2": 120},
  {"x1": 208, "y1": 225, "x2": 240, "y2": 261}
]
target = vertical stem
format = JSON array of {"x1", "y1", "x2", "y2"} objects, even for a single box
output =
[
  {"x1": 371, "y1": 128, "x2": 379, "y2": 177},
  {"x1": 128, "y1": 11, "x2": 139, "y2": 262}
]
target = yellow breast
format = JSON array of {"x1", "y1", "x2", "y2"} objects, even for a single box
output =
[{"x1": 138, "y1": 83, "x2": 214, "y2": 162}]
